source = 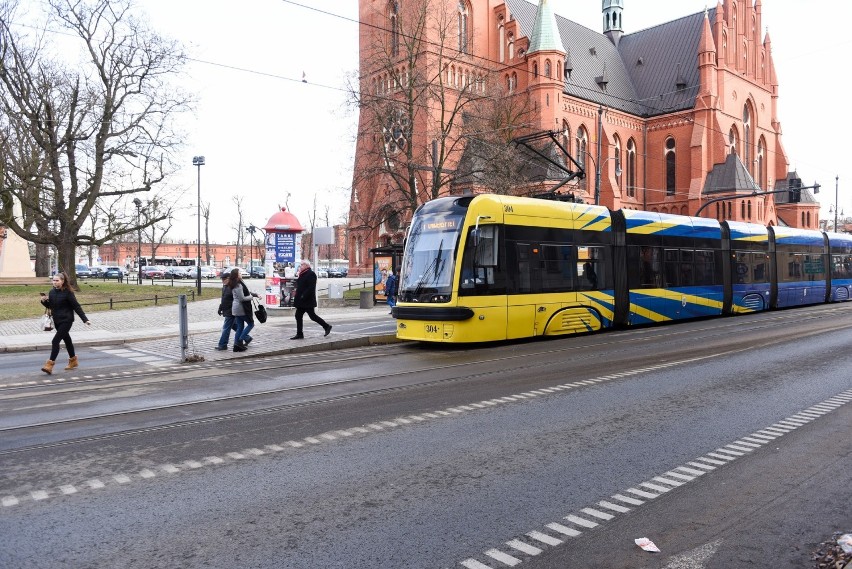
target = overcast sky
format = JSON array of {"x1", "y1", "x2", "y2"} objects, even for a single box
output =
[{"x1": 134, "y1": 0, "x2": 850, "y2": 243}]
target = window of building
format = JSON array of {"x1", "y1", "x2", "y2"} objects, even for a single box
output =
[
  {"x1": 577, "y1": 127, "x2": 588, "y2": 190},
  {"x1": 613, "y1": 135, "x2": 622, "y2": 191},
  {"x1": 627, "y1": 138, "x2": 637, "y2": 198},
  {"x1": 743, "y1": 103, "x2": 752, "y2": 174},
  {"x1": 665, "y1": 137, "x2": 676, "y2": 195},
  {"x1": 508, "y1": 33, "x2": 514, "y2": 59},
  {"x1": 757, "y1": 137, "x2": 765, "y2": 188},
  {"x1": 498, "y1": 17, "x2": 505, "y2": 62},
  {"x1": 729, "y1": 127, "x2": 738, "y2": 156},
  {"x1": 544, "y1": 59, "x2": 552, "y2": 78},
  {"x1": 458, "y1": 1, "x2": 470, "y2": 54},
  {"x1": 389, "y1": 1, "x2": 400, "y2": 57}
]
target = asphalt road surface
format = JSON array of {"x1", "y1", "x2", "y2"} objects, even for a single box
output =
[{"x1": 1, "y1": 303, "x2": 850, "y2": 568}]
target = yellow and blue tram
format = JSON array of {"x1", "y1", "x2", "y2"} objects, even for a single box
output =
[{"x1": 393, "y1": 194, "x2": 852, "y2": 343}]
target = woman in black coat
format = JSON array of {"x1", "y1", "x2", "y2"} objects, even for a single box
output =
[
  {"x1": 39, "y1": 271, "x2": 91, "y2": 374},
  {"x1": 291, "y1": 261, "x2": 332, "y2": 339}
]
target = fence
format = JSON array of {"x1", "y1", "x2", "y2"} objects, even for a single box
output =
[{"x1": 79, "y1": 290, "x2": 197, "y2": 310}]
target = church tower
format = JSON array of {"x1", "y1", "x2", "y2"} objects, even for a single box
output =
[{"x1": 602, "y1": 0, "x2": 624, "y2": 46}]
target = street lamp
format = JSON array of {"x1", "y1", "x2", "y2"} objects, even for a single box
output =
[
  {"x1": 247, "y1": 224, "x2": 257, "y2": 274},
  {"x1": 133, "y1": 198, "x2": 143, "y2": 283},
  {"x1": 192, "y1": 155, "x2": 205, "y2": 295}
]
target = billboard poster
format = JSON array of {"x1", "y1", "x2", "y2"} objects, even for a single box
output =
[
  {"x1": 265, "y1": 232, "x2": 299, "y2": 264},
  {"x1": 374, "y1": 255, "x2": 393, "y2": 301}
]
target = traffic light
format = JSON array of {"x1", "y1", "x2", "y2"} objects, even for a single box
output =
[{"x1": 789, "y1": 178, "x2": 802, "y2": 203}]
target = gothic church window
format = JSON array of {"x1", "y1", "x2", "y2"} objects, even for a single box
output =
[
  {"x1": 665, "y1": 137, "x2": 676, "y2": 195},
  {"x1": 544, "y1": 60, "x2": 551, "y2": 78},
  {"x1": 627, "y1": 138, "x2": 637, "y2": 198},
  {"x1": 613, "y1": 135, "x2": 622, "y2": 191},
  {"x1": 389, "y1": 1, "x2": 399, "y2": 57},
  {"x1": 743, "y1": 103, "x2": 753, "y2": 174},
  {"x1": 458, "y1": 1, "x2": 470, "y2": 54},
  {"x1": 577, "y1": 127, "x2": 588, "y2": 190}
]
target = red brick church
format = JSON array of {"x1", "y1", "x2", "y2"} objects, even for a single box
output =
[{"x1": 347, "y1": 0, "x2": 819, "y2": 274}]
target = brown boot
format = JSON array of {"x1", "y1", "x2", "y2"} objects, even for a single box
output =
[
  {"x1": 41, "y1": 360, "x2": 55, "y2": 375},
  {"x1": 65, "y1": 355, "x2": 79, "y2": 370}
]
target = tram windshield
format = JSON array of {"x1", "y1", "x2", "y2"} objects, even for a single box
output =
[{"x1": 399, "y1": 211, "x2": 465, "y2": 303}]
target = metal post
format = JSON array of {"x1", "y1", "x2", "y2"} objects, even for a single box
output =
[
  {"x1": 178, "y1": 294, "x2": 188, "y2": 361},
  {"x1": 595, "y1": 105, "x2": 604, "y2": 205},
  {"x1": 192, "y1": 156, "x2": 205, "y2": 295},
  {"x1": 835, "y1": 175, "x2": 840, "y2": 232},
  {"x1": 133, "y1": 198, "x2": 142, "y2": 284}
]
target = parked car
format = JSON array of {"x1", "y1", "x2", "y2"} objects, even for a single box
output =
[
  {"x1": 327, "y1": 267, "x2": 345, "y2": 278},
  {"x1": 222, "y1": 266, "x2": 246, "y2": 278},
  {"x1": 201, "y1": 266, "x2": 220, "y2": 278},
  {"x1": 103, "y1": 266, "x2": 125, "y2": 279},
  {"x1": 89, "y1": 266, "x2": 104, "y2": 277},
  {"x1": 199, "y1": 266, "x2": 217, "y2": 279},
  {"x1": 249, "y1": 265, "x2": 265, "y2": 279},
  {"x1": 142, "y1": 265, "x2": 165, "y2": 279},
  {"x1": 163, "y1": 266, "x2": 185, "y2": 279},
  {"x1": 75, "y1": 264, "x2": 92, "y2": 278},
  {"x1": 316, "y1": 268, "x2": 329, "y2": 278}
]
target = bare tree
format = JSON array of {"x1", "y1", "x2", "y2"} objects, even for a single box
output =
[
  {"x1": 456, "y1": 80, "x2": 541, "y2": 195},
  {"x1": 200, "y1": 201, "x2": 211, "y2": 265},
  {"x1": 0, "y1": 0, "x2": 191, "y2": 287},
  {"x1": 138, "y1": 195, "x2": 181, "y2": 264},
  {"x1": 348, "y1": 0, "x2": 489, "y2": 233},
  {"x1": 232, "y1": 195, "x2": 244, "y2": 265}
]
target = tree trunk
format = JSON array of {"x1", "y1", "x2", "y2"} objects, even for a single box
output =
[{"x1": 34, "y1": 244, "x2": 51, "y2": 277}]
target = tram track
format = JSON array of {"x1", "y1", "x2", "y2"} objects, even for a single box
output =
[{"x1": 2, "y1": 304, "x2": 849, "y2": 448}]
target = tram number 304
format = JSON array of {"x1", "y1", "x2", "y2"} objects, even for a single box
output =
[{"x1": 425, "y1": 324, "x2": 440, "y2": 334}]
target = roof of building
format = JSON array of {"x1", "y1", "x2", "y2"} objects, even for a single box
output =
[
  {"x1": 703, "y1": 153, "x2": 760, "y2": 195},
  {"x1": 504, "y1": 0, "x2": 714, "y2": 117},
  {"x1": 526, "y1": 0, "x2": 565, "y2": 54}
]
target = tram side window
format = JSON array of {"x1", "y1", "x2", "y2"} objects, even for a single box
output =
[
  {"x1": 778, "y1": 251, "x2": 823, "y2": 282},
  {"x1": 540, "y1": 243, "x2": 574, "y2": 292},
  {"x1": 628, "y1": 245, "x2": 663, "y2": 288},
  {"x1": 577, "y1": 246, "x2": 604, "y2": 290},
  {"x1": 752, "y1": 253, "x2": 769, "y2": 282},
  {"x1": 832, "y1": 254, "x2": 852, "y2": 279},
  {"x1": 694, "y1": 249, "x2": 716, "y2": 285},
  {"x1": 459, "y1": 225, "x2": 506, "y2": 295}
]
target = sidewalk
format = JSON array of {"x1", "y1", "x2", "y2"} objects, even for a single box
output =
[{"x1": 0, "y1": 295, "x2": 400, "y2": 361}]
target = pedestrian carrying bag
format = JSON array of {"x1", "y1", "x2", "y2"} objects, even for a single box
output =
[
  {"x1": 253, "y1": 299, "x2": 268, "y2": 324},
  {"x1": 41, "y1": 309, "x2": 54, "y2": 332}
]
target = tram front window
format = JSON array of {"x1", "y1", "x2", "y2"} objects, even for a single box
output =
[{"x1": 400, "y1": 213, "x2": 463, "y2": 303}]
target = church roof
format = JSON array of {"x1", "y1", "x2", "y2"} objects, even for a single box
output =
[
  {"x1": 527, "y1": 0, "x2": 564, "y2": 53},
  {"x1": 703, "y1": 153, "x2": 760, "y2": 195},
  {"x1": 504, "y1": 0, "x2": 715, "y2": 117}
]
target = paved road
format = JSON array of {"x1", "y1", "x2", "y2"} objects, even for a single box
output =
[{"x1": 0, "y1": 303, "x2": 849, "y2": 568}]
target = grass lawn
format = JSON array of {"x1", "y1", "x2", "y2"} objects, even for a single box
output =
[{"x1": 0, "y1": 281, "x2": 204, "y2": 321}]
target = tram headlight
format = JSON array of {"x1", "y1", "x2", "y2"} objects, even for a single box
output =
[{"x1": 431, "y1": 294, "x2": 450, "y2": 303}]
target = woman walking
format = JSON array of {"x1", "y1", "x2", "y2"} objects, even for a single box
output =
[
  {"x1": 39, "y1": 271, "x2": 91, "y2": 374},
  {"x1": 291, "y1": 260, "x2": 332, "y2": 339},
  {"x1": 228, "y1": 268, "x2": 259, "y2": 352}
]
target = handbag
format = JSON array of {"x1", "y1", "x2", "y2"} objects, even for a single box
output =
[
  {"x1": 41, "y1": 309, "x2": 54, "y2": 332},
  {"x1": 253, "y1": 298, "x2": 268, "y2": 324}
]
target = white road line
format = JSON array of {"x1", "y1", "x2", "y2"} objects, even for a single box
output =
[
  {"x1": 653, "y1": 475, "x2": 685, "y2": 487},
  {"x1": 580, "y1": 508, "x2": 614, "y2": 520},
  {"x1": 527, "y1": 531, "x2": 562, "y2": 546},
  {"x1": 484, "y1": 549, "x2": 522, "y2": 566},
  {"x1": 597, "y1": 500, "x2": 631, "y2": 513},
  {"x1": 546, "y1": 522, "x2": 582, "y2": 537},
  {"x1": 460, "y1": 559, "x2": 494, "y2": 569},
  {"x1": 506, "y1": 539, "x2": 542, "y2": 556},
  {"x1": 612, "y1": 493, "x2": 644, "y2": 506},
  {"x1": 564, "y1": 514, "x2": 599, "y2": 528},
  {"x1": 641, "y1": 481, "x2": 673, "y2": 493}
]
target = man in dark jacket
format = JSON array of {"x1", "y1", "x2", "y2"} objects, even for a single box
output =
[
  {"x1": 291, "y1": 260, "x2": 331, "y2": 339},
  {"x1": 216, "y1": 272, "x2": 236, "y2": 350}
]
